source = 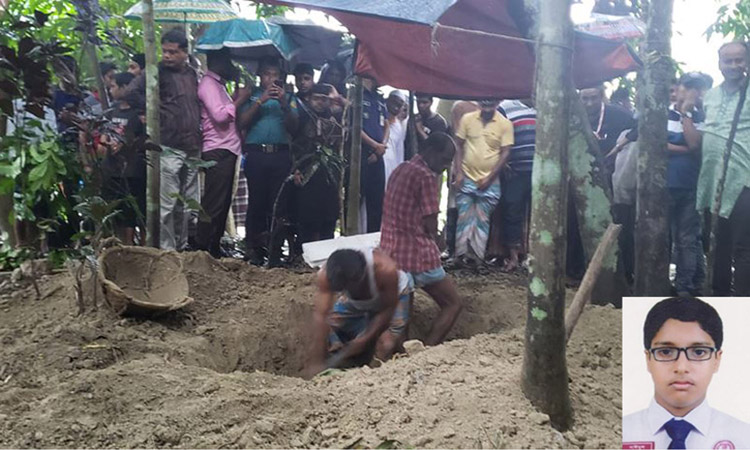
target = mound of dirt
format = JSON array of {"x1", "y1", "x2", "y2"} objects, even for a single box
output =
[{"x1": 0, "y1": 251, "x2": 621, "y2": 448}]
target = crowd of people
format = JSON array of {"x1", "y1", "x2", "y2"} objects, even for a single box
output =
[
  {"x1": 32, "y1": 26, "x2": 541, "y2": 276},
  {"x1": 583, "y1": 41, "x2": 750, "y2": 299}
]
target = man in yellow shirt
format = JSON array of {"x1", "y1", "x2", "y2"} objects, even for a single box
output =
[{"x1": 453, "y1": 99, "x2": 514, "y2": 264}]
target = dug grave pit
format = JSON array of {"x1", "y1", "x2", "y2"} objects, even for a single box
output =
[{"x1": 0, "y1": 250, "x2": 622, "y2": 448}]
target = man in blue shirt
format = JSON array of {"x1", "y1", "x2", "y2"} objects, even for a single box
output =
[
  {"x1": 359, "y1": 76, "x2": 388, "y2": 232},
  {"x1": 238, "y1": 57, "x2": 298, "y2": 267}
]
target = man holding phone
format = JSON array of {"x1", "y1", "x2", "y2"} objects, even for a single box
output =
[{"x1": 238, "y1": 57, "x2": 298, "y2": 267}]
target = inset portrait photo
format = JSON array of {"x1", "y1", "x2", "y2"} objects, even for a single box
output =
[{"x1": 622, "y1": 297, "x2": 750, "y2": 450}]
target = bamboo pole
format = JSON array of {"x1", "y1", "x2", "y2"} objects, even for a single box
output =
[
  {"x1": 565, "y1": 223, "x2": 622, "y2": 343},
  {"x1": 143, "y1": 0, "x2": 161, "y2": 247},
  {"x1": 344, "y1": 76, "x2": 363, "y2": 236},
  {"x1": 521, "y1": 0, "x2": 574, "y2": 431}
]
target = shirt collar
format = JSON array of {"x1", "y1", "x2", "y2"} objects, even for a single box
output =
[
  {"x1": 205, "y1": 70, "x2": 223, "y2": 83},
  {"x1": 474, "y1": 110, "x2": 499, "y2": 123},
  {"x1": 647, "y1": 398, "x2": 712, "y2": 437},
  {"x1": 412, "y1": 154, "x2": 438, "y2": 176}
]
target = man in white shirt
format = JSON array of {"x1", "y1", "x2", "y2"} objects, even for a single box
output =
[{"x1": 623, "y1": 297, "x2": 750, "y2": 449}]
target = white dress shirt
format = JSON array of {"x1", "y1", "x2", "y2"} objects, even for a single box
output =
[{"x1": 623, "y1": 399, "x2": 750, "y2": 449}]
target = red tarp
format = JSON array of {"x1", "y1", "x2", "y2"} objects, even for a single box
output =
[{"x1": 262, "y1": 0, "x2": 641, "y2": 98}]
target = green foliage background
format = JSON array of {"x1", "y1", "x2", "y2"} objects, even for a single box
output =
[
  {"x1": 0, "y1": 0, "x2": 143, "y2": 74},
  {"x1": 709, "y1": 0, "x2": 750, "y2": 41}
]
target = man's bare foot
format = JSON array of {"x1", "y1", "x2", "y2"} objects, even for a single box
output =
[{"x1": 501, "y1": 260, "x2": 519, "y2": 273}]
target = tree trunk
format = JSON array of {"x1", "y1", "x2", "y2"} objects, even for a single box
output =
[
  {"x1": 0, "y1": 110, "x2": 13, "y2": 248},
  {"x1": 521, "y1": 0, "x2": 574, "y2": 431},
  {"x1": 74, "y1": 0, "x2": 108, "y2": 112},
  {"x1": 634, "y1": 0, "x2": 673, "y2": 295},
  {"x1": 83, "y1": 42, "x2": 108, "y2": 111},
  {"x1": 568, "y1": 94, "x2": 628, "y2": 306},
  {"x1": 143, "y1": 0, "x2": 161, "y2": 248},
  {"x1": 344, "y1": 76, "x2": 363, "y2": 236}
]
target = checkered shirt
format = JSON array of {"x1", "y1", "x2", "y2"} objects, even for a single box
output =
[{"x1": 380, "y1": 154, "x2": 441, "y2": 272}]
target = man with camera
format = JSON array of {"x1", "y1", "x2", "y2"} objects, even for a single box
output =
[{"x1": 238, "y1": 57, "x2": 299, "y2": 267}]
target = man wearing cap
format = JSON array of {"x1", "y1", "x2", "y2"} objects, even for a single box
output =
[
  {"x1": 384, "y1": 91, "x2": 408, "y2": 187},
  {"x1": 453, "y1": 98, "x2": 514, "y2": 264},
  {"x1": 292, "y1": 83, "x2": 343, "y2": 245}
]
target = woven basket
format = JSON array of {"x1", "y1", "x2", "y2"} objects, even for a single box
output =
[{"x1": 98, "y1": 246, "x2": 193, "y2": 316}]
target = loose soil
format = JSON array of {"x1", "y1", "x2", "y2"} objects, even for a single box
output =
[{"x1": 0, "y1": 251, "x2": 622, "y2": 449}]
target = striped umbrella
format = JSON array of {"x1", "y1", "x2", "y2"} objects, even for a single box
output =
[{"x1": 124, "y1": 0, "x2": 238, "y2": 24}]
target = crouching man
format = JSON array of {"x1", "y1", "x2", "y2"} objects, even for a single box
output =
[{"x1": 305, "y1": 248, "x2": 413, "y2": 378}]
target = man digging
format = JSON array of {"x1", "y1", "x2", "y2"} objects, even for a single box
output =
[{"x1": 305, "y1": 248, "x2": 414, "y2": 378}]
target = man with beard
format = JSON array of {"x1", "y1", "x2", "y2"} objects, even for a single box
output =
[{"x1": 695, "y1": 41, "x2": 750, "y2": 296}]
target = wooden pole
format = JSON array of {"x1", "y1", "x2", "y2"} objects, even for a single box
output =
[
  {"x1": 143, "y1": 0, "x2": 161, "y2": 248},
  {"x1": 344, "y1": 76, "x2": 363, "y2": 236},
  {"x1": 565, "y1": 223, "x2": 622, "y2": 342},
  {"x1": 521, "y1": 0, "x2": 574, "y2": 430},
  {"x1": 634, "y1": 0, "x2": 673, "y2": 296}
]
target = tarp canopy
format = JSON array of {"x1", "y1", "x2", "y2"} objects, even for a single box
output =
[{"x1": 258, "y1": 0, "x2": 641, "y2": 99}]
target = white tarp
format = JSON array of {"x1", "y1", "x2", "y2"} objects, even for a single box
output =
[{"x1": 301, "y1": 232, "x2": 381, "y2": 268}]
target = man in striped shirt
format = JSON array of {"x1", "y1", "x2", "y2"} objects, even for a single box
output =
[
  {"x1": 665, "y1": 74, "x2": 708, "y2": 296},
  {"x1": 609, "y1": 73, "x2": 710, "y2": 295},
  {"x1": 498, "y1": 100, "x2": 536, "y2": 272}
]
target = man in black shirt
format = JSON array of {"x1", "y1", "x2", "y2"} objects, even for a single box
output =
[
  {"x1": 580, "y1": 84, "x2": 636, "y2": 174},
  {"x1": 292, "y1": 84, "x2": 342, "y2": 245},
  {"x1": 415, "y1": 93, "x2": 449, "y2": 142},
  {"x1": 567, "y1": 85, "x2": 635, "y2": 282}
]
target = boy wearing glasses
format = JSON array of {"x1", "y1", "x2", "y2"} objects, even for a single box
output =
[{"x1": 623, "y1": 297, "x2": 750, "y2": 449}]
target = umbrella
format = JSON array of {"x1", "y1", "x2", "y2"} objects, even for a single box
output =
[
  {"x1": 256, "y1": 0, "x2": 641, "y2": 99},
  {"x1": 196, "y1": 19, "x2": 298, "y2": 62},
  {"x1": 267, "y1": 16, "x2": 344, "y2": 68},
  {"x1": 124, "y1": 0, "x2": 238, "y2": 24},
  {"x1": 575, "y1": 13, "x2": 645, "y2": 40}
]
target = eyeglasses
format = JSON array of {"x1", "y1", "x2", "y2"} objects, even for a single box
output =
[{"x1": 649, "y1": 346, "x2": 717, "y2": 362}]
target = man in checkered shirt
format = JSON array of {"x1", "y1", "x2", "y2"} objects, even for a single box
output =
[{"x1": 380, "y1": 132, "x2": 463, "y2": 346}]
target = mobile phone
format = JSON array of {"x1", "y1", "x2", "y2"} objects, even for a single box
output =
[{"x1": 273, "y1": 79, "x2": 283, "y2": 88}]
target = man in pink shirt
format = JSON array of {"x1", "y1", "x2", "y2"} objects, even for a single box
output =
[{"x1": 196, "y1": 49, "x2": 251, "y2": 257}]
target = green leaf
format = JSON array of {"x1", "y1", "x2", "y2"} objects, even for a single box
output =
[{"x1": 27, "y1": 161, "x2": 47, "y2": 182}]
